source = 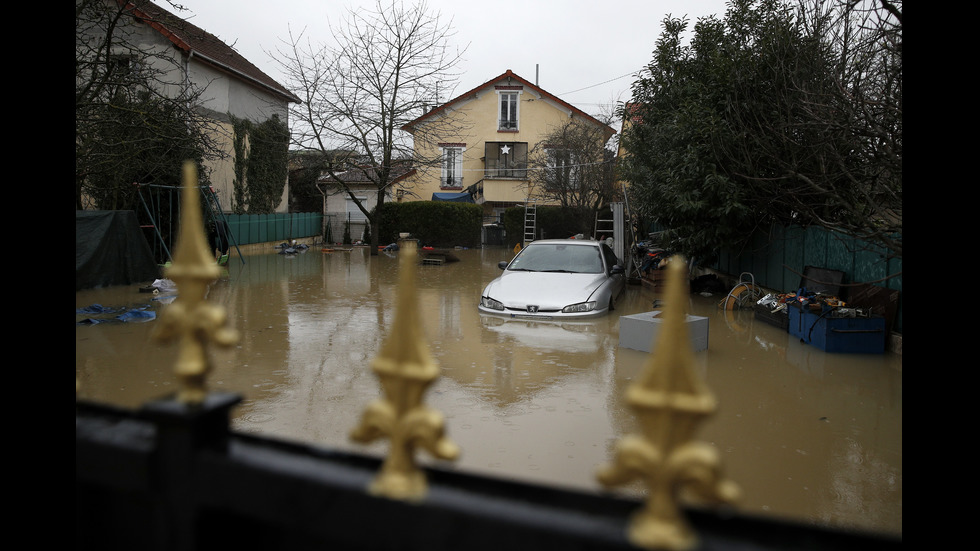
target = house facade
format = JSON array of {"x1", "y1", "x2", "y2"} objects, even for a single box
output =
[
  {"x1": 400, "y1": 70, "x2": 616, "y2": 227},
  {"x1": 89, "y1": 0, "x2": 300, "y2": 213},
  {"x1": 318, "y1": 164, "x2": 414, "y2": 244}
]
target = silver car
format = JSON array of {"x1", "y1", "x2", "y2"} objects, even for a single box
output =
[{"x1": 479, "y1": 239, "x2": 626, "y2": 320}]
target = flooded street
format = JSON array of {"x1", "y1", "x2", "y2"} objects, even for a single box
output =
[{"x1": 76, "y1": 246, "x2": 902, "y2": 538}]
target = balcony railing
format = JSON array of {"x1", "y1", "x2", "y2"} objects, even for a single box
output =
[
  {"x1": 440, "y1": 176, "x2": 463, "y2": 189},
  {"x1": 484, "y1": 166, "x2": 527, "y2": 179}
]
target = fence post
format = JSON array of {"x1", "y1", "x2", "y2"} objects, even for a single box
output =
[{"x1": 140, "y1": 393, "x2": 242, "y2": 550}]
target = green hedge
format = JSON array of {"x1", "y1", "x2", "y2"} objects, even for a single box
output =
[
  {"x1": 377, "y1": 201, "x2": 483, "y2": 248},
  {"x1": 502, "y1": 205, "x2": 596, "y2": 247}
]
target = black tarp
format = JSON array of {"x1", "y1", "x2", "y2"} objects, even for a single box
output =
[{"x1": 76, "y1": 210, "x2": 160, "y2": 291}]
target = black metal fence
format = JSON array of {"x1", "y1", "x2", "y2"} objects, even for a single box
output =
[{"x1": 76, "y1": 393, "x2": 901, "y2": 551}]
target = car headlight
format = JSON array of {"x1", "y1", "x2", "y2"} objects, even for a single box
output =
[
  {"x1": 562, "y1": 301, "x2": 596, "y2": 313},
  {"x1": 481, "y1": 296, "x2": 504, "y2": 310}
]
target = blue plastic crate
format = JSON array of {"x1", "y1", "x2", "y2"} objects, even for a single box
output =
[{"x1": 788, "y1": 305, "x2": 886, "y2": 354}]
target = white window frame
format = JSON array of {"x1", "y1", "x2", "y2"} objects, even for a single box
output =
[
  {"x1": 497, "y1": 90, "x2": 521, "y2": 130},
  {"x1": 440, "y1": 145, "x2": 465, "y2": 189},
  {"x1": 491, "y1": 206, "x2": 507, "y2": 225}
]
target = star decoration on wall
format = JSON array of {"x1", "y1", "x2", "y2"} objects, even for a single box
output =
[{"x1": 500, "y1": 145, "x2": 510, "y2": 155}]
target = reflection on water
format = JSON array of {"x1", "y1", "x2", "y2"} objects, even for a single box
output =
[{"x1": 76, "y1": 246, "x2": 901, "y2": 537}]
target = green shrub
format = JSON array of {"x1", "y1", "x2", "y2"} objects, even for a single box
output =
[
  {"x1": 503, "y1": 205, "x2": 596, "y2": 247},
  {"x1": 377, "y1": 202, "x2": 482, "y2": 248}
]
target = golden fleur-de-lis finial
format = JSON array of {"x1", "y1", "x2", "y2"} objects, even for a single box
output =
[
  {"x1": 350, "y1": 239, "x2": 460, "y2": 501},
  {"x1": 597, "y1": 256, "x2": 740, "y2": 550},
  {"x1": 152, "y1": 161, "x2": 239, "y2": 404}
]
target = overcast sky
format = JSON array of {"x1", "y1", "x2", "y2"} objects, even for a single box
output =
[{"x1": 172, "y1": 0, "x2": 729, "y2": 121}]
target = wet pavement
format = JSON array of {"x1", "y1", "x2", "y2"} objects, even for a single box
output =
[{"x1": 76, "y1": 246, "x2": 902, "y2": 537}]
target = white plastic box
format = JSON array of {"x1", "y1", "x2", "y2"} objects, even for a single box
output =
[{"x1": 619, "y1": 311, "x2": 709, "y2": 353}]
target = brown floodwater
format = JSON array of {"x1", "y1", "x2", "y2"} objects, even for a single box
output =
[{"x1": 75, "y1": 246, "x2": 902, "y2": 538}]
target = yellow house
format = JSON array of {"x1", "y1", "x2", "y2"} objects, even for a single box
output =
[{"x1": 400, "y1": 70, "x2": 616, "y2": 226}]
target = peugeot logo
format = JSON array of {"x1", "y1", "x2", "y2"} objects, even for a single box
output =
[{"x1": 527, "y1": 305, "x2": 539, "y2": 313}]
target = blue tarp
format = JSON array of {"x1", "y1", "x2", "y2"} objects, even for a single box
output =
[
  {"x1": 76, "y1": 303, "x2": 157, "y2": 325},
  {"x1": 431, "y1": 192, "x2": 473, "y2": 203}
]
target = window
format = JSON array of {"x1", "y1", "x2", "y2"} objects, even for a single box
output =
[
  {"x1": 346, "y1": 196, "x2": 368, "y2": 221},
  {"x1": 497, "y1": 90, "x2": 520, "y2": 130},
  {"x1": 545, "y1": 148, "x2": 580, "y2": 190},
  {"x1": 485, "y1": 142, "x2": 528, "y2": 179},
  {"x1": 490, "y1": 207, "x2": 507, "y2": 225},
  {"x1": 600, "y1": 243, "x2": 621, "y2": 271},
  {"x1": 107, "y1": 54, "x2": 145, "y2": 90},
  {"x1": 440, "y1": 145, "x2": 464, "y2": 189},
  {"x1": 109, "y1": 54, "x2": 137, "y2": 77}
]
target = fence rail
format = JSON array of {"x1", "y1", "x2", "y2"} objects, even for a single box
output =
[{"x1": 76, "y1": 395, "x2": 901, "y2": 551}]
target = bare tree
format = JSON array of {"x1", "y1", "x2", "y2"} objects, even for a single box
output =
[
  {"x1": 525, "y1": 117, "x2": 619, "y2": 211},
  {"x1": 274, "y1": 0, "x2": 468, "y2": 253},
  {"x1": 794, "y1": 0, "x2": 902, "y2": 256}
]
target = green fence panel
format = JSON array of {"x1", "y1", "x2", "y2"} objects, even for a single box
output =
[
  {"x1": 265, "y1": 215, "x2": 275, "y2": 242},
  {"x1": 763, "y1": 225, "x2": 787, "y2": 291},
  {"x1": 221, "y1": 213, "x2": 323, "y2": 246},
  {"x1": 704, "y1": 224, "x2": 901, "y2": 333},
  {"x1": 274, "y1": 214, "x2": 287, "y2": 242},
  {"x1": 251, "y1": 215, "x2": 263, "y2": 244},
  {"x1": 225, "y1": 215, "x2": 241, "y2": 246},
  {"x1": 263, "y1": 214, "x2": 274, "y2": 243}
]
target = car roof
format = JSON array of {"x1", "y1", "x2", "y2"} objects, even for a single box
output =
[{"x1": 525, "y1": 239, "x2": 600, "y2": 247}]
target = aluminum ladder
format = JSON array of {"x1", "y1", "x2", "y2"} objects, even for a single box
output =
[
  {"x1": 523, "y1": 201, "x2": 537, "y2": 246},
  {"x1": 593, "y1": 206, "x2": 615, "y2": 242}
]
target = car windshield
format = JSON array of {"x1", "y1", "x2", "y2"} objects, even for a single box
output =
[{"x1": 508, "y1": 243, "x2": 603, "y2": 274}]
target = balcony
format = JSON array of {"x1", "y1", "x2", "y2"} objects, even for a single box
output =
[
  {"x1": 484, "y1": 165, "x2": 527, "y2": 180},
  {"x1": 440, "y1": 176, "x2": 463, "y2": 190}
]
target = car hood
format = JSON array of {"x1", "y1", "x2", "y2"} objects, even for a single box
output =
[{"x1": 483, "y1": 271, "x2": 607, "y2": 309}]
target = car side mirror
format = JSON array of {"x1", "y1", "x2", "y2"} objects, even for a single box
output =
[
  {"x1": 610, "y1": 264, "x2": 624, "y2": 275},
  {"x1": 498, "y1": 261, "x2": 509, "y2": 270}
]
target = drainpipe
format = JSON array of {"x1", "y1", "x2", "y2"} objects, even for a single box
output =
[
  {"x1": 317, "y1": 182, "x2": 327, "y2": 241},
  {"x1": 185, "y1": 51, "x2": 195, "y2": 99}
]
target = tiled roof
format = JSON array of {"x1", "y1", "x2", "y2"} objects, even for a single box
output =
[
  {"x1": 121, "y1": 1, "x2": 300, "y2": 104},
  {"x1": 402, "y1": 69, "x2": 616, "y2": 137},
  {"x1": 319, "y1": 164, "x2": 416, "y2": 185}
]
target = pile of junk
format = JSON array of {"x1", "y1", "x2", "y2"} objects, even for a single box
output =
[
  {"x1": 631, "y1": 235, "x2": 684, "y2": 289},
  {"x1": 756, "y1": 290, "x2": 851, "y2": 318},
  {"x1": 719, "y1": 266, "x2": 899, "y2": 354}
]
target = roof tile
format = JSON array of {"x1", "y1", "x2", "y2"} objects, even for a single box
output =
[{"x1": 122, "y1": 1, "x2": 300, "y2": 103}]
